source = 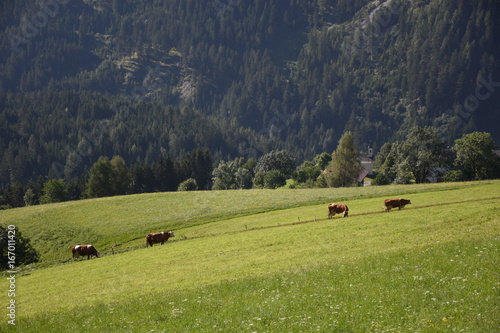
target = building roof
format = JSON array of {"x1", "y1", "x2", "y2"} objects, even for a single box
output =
[{"x1": 357, "y1": 169, "x2": 370, "y2": 183}]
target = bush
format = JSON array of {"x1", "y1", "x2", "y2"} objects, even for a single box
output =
[
  {"x1": 177, "y1": 178, "x2": 198, "y2": 191},
  {"x1": 263, "y1": 170, "x2": 287, "y2": 189},
  {"x1": 0, "y1": 225, "x2": 40, "y2": 270},
  {"x1": 372, "y1": 173, "x2": 392, "y2": 185},
  {"x1": 253, "y1": 171, "x2": 265, "y2": 189},
  {"x1": 444, "y1": 170, "x2": 464, "y2": 182},
  {"x1": 292, "y1": 162, "x2": 322, "y2": 184}
]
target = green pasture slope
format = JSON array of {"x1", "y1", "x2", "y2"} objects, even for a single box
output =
[{"x1": 1, "y1": 181, "x2": 499, "y2": 332}]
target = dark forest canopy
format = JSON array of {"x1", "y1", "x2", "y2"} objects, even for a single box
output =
[{"x1": 0, "y1": 0, "x2": 499, "y2": 186}]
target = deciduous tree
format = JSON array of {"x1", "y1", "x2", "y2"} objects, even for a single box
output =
[
  {"x1": 396, "y1": 127, "x2": 444, "y2": 184},
  {"x1": 263, "y1": 170, "x2": 287, "y2": 189},
  {"x1": 453, "y1": 132, "x2": 500, "y2": 180},
  {"x1": 85, "y1": 157, "x2": 113, "y2": 198},
  {"x1": 39, "y1": 179, "x2": 67, "y2": 204},
  {"x1": 254, "y1": 150, "x2": 295, "y2": 178},
  {"x1": 110, "y1": 155, "x2": 130, "y2": 195}
]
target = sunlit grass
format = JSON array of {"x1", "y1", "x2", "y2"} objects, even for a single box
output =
[
  {"x1": 13, "y1": 237, "x2": 499, "y2": 332},
  {"x1": 0, "y1": 181, "x2": 498, "y2": 332},
  {"x1": 1, "y1": 181, "x2": 496, "y2": 262}
]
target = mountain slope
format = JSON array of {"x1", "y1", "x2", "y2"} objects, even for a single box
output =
[{"x1": 0, "y1": 0, "x2": 499, "y2": 184}]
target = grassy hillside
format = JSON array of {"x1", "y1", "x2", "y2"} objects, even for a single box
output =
[
  {"x1": 1, "y1": 181, "x2": 499, "y2": 331},
  {"x1": 1, "y1": 181, "x2": 498, "y2": 263}
]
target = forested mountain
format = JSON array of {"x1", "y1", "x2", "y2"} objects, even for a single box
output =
[{"x1": 1, "y1": 0, "x2": 499, "y2": 186}]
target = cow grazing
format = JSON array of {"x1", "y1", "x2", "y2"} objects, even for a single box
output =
[
  {"x1": 146, "y1": 231, "x2": 175, "y2": 247},
  {"x1": 328, "y1": 203, "x2": 349, "y2": 218},
  {"x1": 384, "y1": 198, "x2": 412, "y2": 212},
  {"x1": 70, "y1": 244, "x2": 100, "y2": 259}
]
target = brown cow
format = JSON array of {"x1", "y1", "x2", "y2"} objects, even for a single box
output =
[
  {"x1": 70, "y1": 244, "x2": 100, "y2": 259},
  {"x1": 328, "y1": 203, "x2": 349, "y2": 218},
  {"x1": 384, "y1": 198, "x2": 412, "y2": 212},
  {"x1": 146, "y1": 231, "x2": 175, "y2": 247}
]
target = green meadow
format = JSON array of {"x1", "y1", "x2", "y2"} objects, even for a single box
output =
[{"x1": 1, "y1": 181, "x2": 499, "y2": 332}]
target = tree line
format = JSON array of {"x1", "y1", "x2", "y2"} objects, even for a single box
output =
[
  {"x1": 1, "y1": 127, "x2": 498, "y2": 272},
  {"x1": 1, "y1": 129, "x2": 498, "y2": 210},
  {"x1": 373, "y1": 129, "x2": 500, "y2": 185}
]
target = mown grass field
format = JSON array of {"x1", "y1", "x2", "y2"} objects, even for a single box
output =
[
  {"x1": 1, "y1": 181, "x2": 499, "y2": 332},
  {"x1": 1, "y1": 181, "x2": 497, "y2": 262}
]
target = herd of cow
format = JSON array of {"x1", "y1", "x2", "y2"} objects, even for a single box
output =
[
  {"x1": 70, "y1": 231, "x2": 175, "y2": 259},
  {"x1": 70, "y1": 198, "x2": 411, "y2": 260},
  {"x1": 328, "y1": 198, "x2": 412, "y2": 218}
]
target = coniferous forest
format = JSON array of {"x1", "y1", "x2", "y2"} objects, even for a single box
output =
[{"x1": 0, "y1": 0, "x2": 499, "y2": 204}]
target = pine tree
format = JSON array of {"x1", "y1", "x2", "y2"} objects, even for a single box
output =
[{"x1": 326, "y1": 131, "x2": 362, "y2": 187}]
